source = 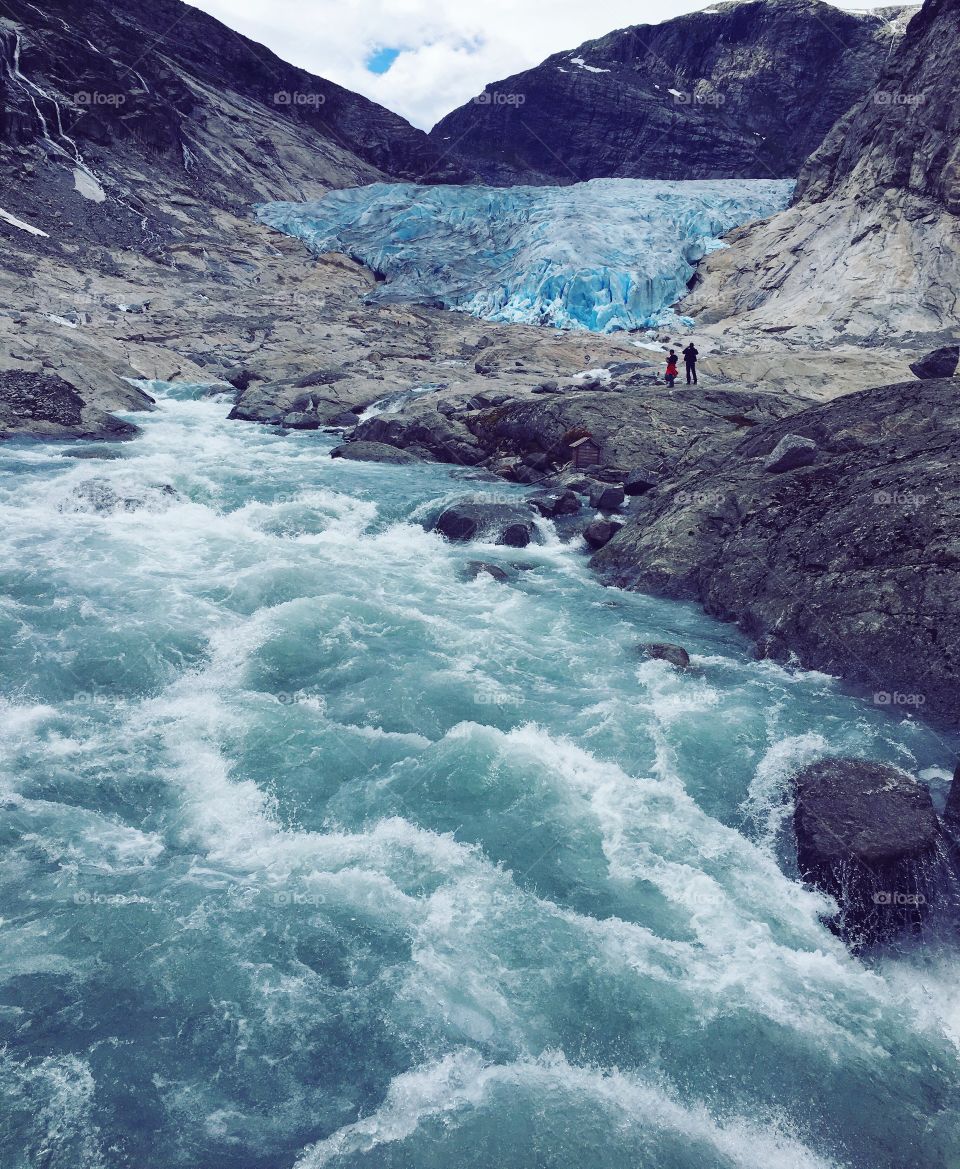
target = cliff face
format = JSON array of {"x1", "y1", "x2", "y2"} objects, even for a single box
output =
[
  {"x1": 0, "y1": 0, "x2": 462, "y2": 222},
  {"x1": 428, "y1": 0, "x2": 914, "y2": 184},
  {"x1": 684, "y1": 0, "x2": 960, "y2": 341}
]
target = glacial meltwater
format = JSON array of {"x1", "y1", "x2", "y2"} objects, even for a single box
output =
[{"x1": 2, "y1": 382, "x2": 960, "y2": 1169}]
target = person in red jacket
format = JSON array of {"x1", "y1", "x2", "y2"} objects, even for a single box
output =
[{"x1": 665, "y1": 350, "x2": 679, "y2": 387}]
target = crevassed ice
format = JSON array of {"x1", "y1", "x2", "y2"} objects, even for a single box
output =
[{"x1": 256, "y1": 178, "x2": 793, "y2": 333}]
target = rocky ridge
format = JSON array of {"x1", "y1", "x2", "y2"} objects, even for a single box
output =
[
  {"x1": 429, "y1": 0, "x2": 914, "y2": 184},
  {"x1": 685, "y1": 0, "x2": 960, "y2": 341}
]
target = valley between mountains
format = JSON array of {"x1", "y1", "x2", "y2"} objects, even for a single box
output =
[{"x1": 3, "y1": 0, "x2": 960, "y2": 1164}]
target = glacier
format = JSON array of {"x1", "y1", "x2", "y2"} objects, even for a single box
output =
[{"x1": 256, "y1": 178, "x2": 793, "y2": 333}]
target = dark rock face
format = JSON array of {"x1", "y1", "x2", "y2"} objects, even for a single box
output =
[
  {"x1": 764, "y1": 434, "x2": 818, "y2": 473},
  {"x1": 945, "y1": 763, "x2": 960, "y2": 823},
  {"x1": 583, "y1": 519, "x2": 623, "y2": 549},
  {"x1": 793, "y1": 758, "x2": 940, "y2": 946},
  {"x1": 429, "y1": 0, "x2": 912, "y2": 183},
  {"x1": 0, "y1": 371, "x2": 138, "y2": 440},
  {"x1": 354, "y1": 409, "x2": 485, "y2": 466},
  {"x1": 433, "y1": 502, "x2": 536, "y2": 547},
  {"x1": 0, "y1": 0, "x2": 463, "y2": 253},
  {"x1": 465, "y1": 386, "x2": 794, "y2": 476},
  {"x1": 643, "y1": 643, "x2": 691, "y2": 669},
  {"x1": 910, "y1": 346, "x2": 960, "y2": 380},
  {"x1": 593, "y1": 376, "x2": 960, "y2": 722},
  {"x1": 685, "y1": 0, "x2": 958, "y2": 340},
  {"x1": 795, "y1": 0, "x2": 959, "y2": 213},
  {"x1": 330, "y1": 441, "x2": 419, "y2": 464}
]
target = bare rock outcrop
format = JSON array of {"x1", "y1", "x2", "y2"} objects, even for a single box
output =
[
  {"x1": 593, "y1": 376, "x2": 960, "y2": 722},
  {"x1": 684, "y1": 0, "x2": 960, "y2": 342}
]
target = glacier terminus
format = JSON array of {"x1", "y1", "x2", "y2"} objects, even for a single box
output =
[{"x1": 257, "y1": 179, "x2": 794, "y2": 334}]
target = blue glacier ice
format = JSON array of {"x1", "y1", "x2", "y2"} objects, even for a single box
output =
[{"x1": 256, "y1": 178, "x2": 793, "y2": 333}]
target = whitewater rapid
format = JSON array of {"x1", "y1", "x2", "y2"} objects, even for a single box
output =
[{"x1": 1, "y1": 383, "x2": 959, "y2": 1169}]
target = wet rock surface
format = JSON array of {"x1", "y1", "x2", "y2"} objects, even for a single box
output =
[
  {"x1": 643, "y1": 643, "x2": 691, "y2": 670},
  {"x1": 792, "y1": 758, "x2": 943, "y2": 946},
  {"x1": 432, "y1": 501, "x2": 537, "y2": 547},
  {"x1": 0, "y1": 371, "x2": 140, "y2": 440},
  {"x1": 330, "y1": 441, "x2": 420, "y2": 464},
  {"x1": 594, "y1": 377, "x2": 960, "y2": 721}
]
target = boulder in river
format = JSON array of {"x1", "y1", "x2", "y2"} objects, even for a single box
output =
[
  {"x1": 909, "y1": 345, "x2": 959, "y2": 381},
  {"x1": 530, "y1": 490, "x2": 581, "y2": 518},
  {"x1": 433, "y1": 501, "x2": 536, "y2": 547},
  {"x1": 331, "y1": 441, "x2": 419, "y2": 464},
  {"x1": 583, "y1": 519, "x2": 623, "y2": 549},
  {"x1": 792, "y1": 758, "x2": 941, "y2": 946},
  {"x1": 588, "y1": 482, "x2": 625, "y2": 511},
  {"x1": 643, "y1": 642, "x2": 691, "y2": 669},
  {"x1": 764, "y1": 433, "x2": 818, "y2": 473}
]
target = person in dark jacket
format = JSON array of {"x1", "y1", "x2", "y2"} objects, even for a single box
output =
[{"x1": 683, "y1": 342, "x2": 699, "y2": 385}]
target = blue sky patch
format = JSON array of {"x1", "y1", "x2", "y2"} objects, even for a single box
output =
[{"x1": 366, "y1": 47, "x2": 402, "y2": 74}]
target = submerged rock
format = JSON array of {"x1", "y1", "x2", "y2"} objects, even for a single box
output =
[
  {"x1": 60, "y1": 478, "x2": 180, "y2": 514},
  {"x1": 465, "y1": 560, "x2": 510, "y2": 582},
  {"x1": 793, "y1": 758, "x2": 941, "y2": 947},
  {"x1": 433, "y1": 501, "x2": 536, "y2": 547},
  {"x1": 643, "y1": 642, "x2": 691, "y2": 669},
  {"x1": 909, "y1": 345, "x2": 959, "y2": 381}
]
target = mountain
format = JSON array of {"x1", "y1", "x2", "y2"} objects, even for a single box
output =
[
  {"x1": 428, "y1": 0, "x2": 916, "y2": 185},
  {"x1": 0, "y1": 0, "x2": 463, "y2": 247},
  {"x1": 684, "y1": 0, "x2": 960, "y2": 340},
  {"x1": 0, "y1": 0, "x2": 465, "y2": 435}
]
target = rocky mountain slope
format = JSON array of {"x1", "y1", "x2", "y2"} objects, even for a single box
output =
[
  {"x1": 0, "y1": 0, "x2": 470, "y2": 434},
  {"x1": 429, "y1": 0, "x2": 914, "y2": 184},
  {"x1": 593, "y1": 375, "x2": 960, "y2": 722},
  {"x1": 0, "y1": 0, "x2": 462, "y2": 252},
  {"x1": 685, "y1": 0, "x2": 960, "y2": 341}
]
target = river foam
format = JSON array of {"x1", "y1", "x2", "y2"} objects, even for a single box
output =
[{"x1": 1, "y1": 384, "x2": 958, "y2": 1168}]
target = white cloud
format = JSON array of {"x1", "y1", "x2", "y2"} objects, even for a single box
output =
[{"x1": 183, "y1": 0, "x2": 904, "y2": 130}]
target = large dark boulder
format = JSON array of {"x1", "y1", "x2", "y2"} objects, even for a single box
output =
[
  {"x1": 764, "y1": 434, "x2": 817, "y2": 473},
  {"x1": 432, "y1": 501, "x2": 536, "y2": 547},
  {"x1": 583, "y1": 519, "x2": 623, "y2": 549},
  {"x1": 643, "y1": 643, "x2": 691, "y2": 670},
  {"x1": 910, "y1": 346, "x2": 960, "y2": 381},
  {"x1": 792, "y1": 758, "x2": 941, "y2": 946}
]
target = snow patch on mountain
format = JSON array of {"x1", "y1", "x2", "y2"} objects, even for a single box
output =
[{"x1": 257, "y1": 179, "x2": 793, "y2": 333}]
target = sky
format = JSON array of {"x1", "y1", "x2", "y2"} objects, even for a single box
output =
[{"x1": 183, "y1": 0, "x2": 894, "y2": 130}]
